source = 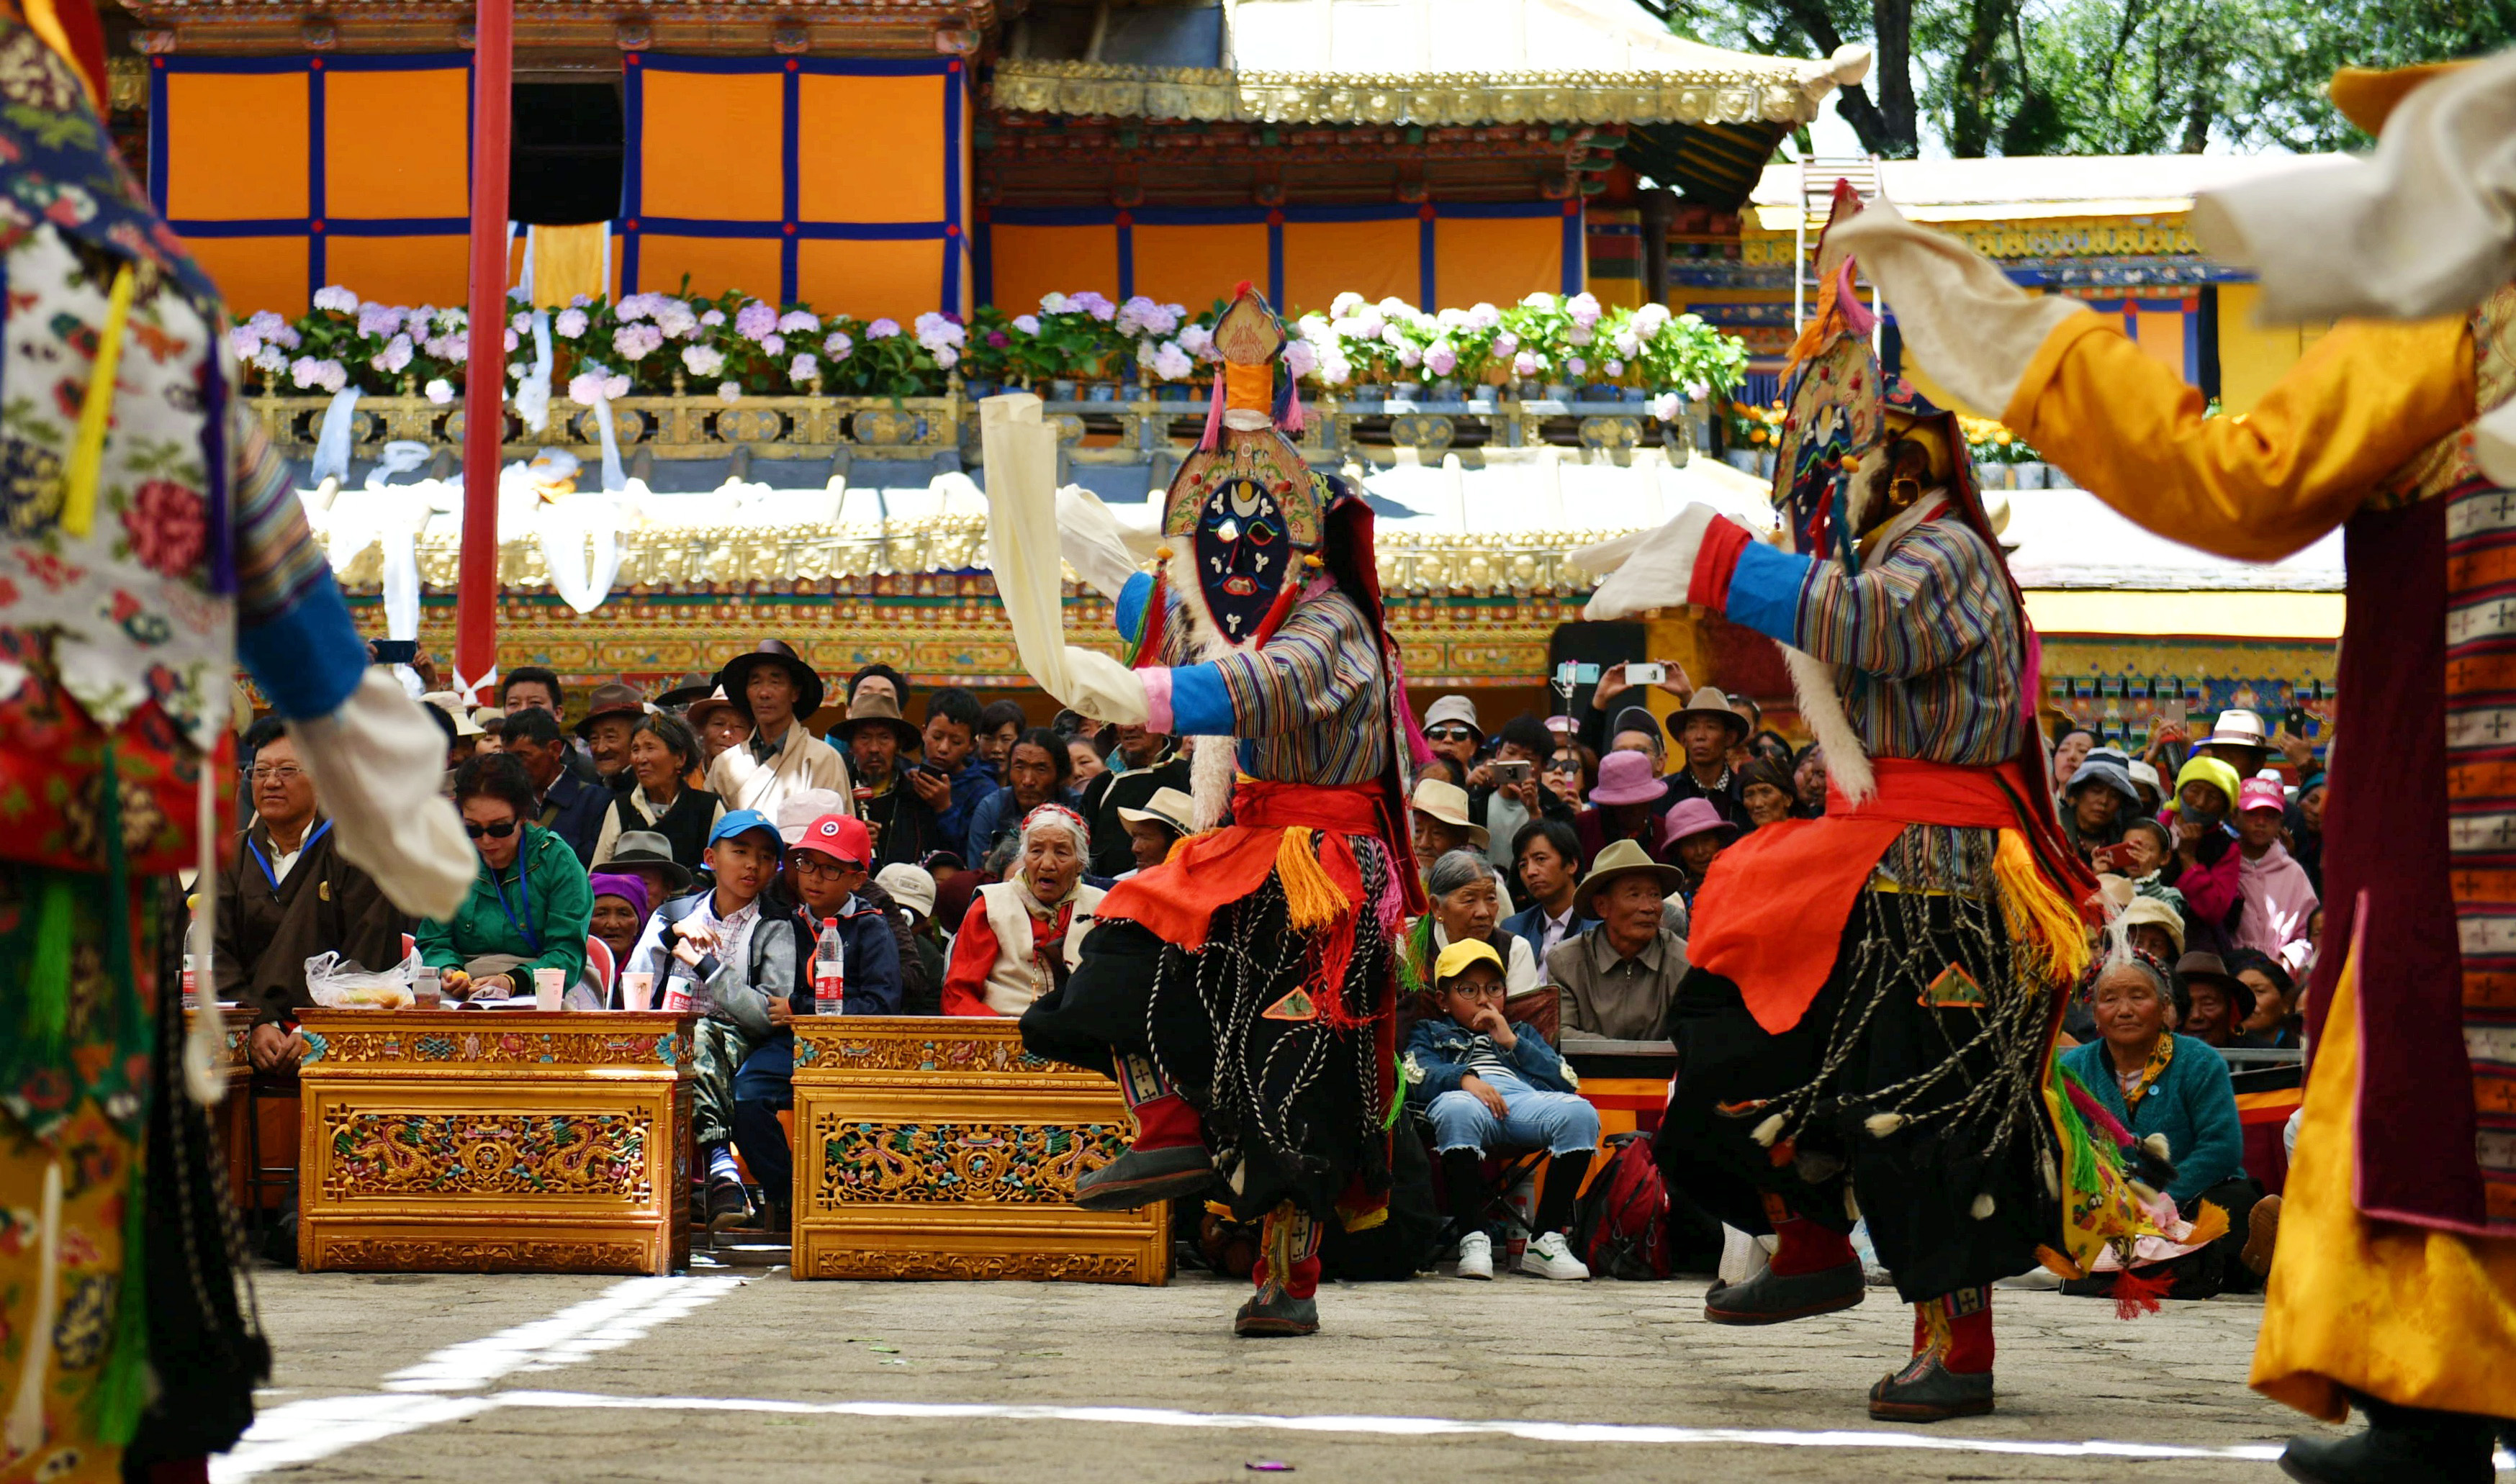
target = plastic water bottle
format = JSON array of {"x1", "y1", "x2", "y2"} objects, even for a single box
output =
[{"x1": 813, "y1": 917, "x2": 846, "y2": 1017}]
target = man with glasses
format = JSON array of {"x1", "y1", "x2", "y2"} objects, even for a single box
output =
[{"x1": 215, "y1": 718, "x2": 410, "y2": 1073}]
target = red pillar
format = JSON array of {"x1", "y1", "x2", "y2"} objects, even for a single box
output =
[{"x1": 452, "y1": 0, "x2": 513, "y2": 704}]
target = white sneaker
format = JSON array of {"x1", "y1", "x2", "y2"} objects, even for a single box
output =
[
  {"x1": 1455, "y1": 1231, "x2": 1494, "y2": 1280},
  {"x1": 1520, "y1": 1231, "x2": 1592, "y2": 1281}
]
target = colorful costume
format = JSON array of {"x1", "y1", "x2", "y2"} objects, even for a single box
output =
[
  {"x1": 983, "y1": 288, "x2": 1423, "y2": 1336},
  {"x1": 0, "y1": 7, "x2": 471, "y2": 1476},
  {"x1": 1579, "y1": 240, "x2": 2155, "y2": 1421},
  {"x1": 1834, "y1": 55, "x2": 2516, "y2": 1479}
]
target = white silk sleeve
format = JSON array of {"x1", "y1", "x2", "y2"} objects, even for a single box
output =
[{"x1": 287, "y1": 669, "x2": 474, "y2": 920}]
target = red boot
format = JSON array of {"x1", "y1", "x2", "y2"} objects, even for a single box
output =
[
  {"x1": 1870, "y1": 1285, "x2": 1995, "y2": 1421},
  {"x1": 1075, "y1": 1055, "x2": 1216, "y2": 1211},
  {"x1": 1235, "y1": 1203, "x2": 1321, "y2": 1337}
]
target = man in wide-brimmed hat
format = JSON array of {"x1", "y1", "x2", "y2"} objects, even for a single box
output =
[
  {"x1": 1410, "y1": 777, "x2": 1489, "y2": 879},
  {"x1": 574, "y1": 682, "x2": 650, "y2": 789},
  {"x1": 834, "y1": 690, "x2": 936, "y2": 869},
  {"x1": 1662, "y1": 684, "x2": 1751, "y2": 827},
  {"x1": 704, "y1": 641, "x2": 852, "y2": 820},
  {"x1": 1547, "y1": 838, "x2": 1688, "y2": 1041},
  {"x1": 683, "y1": 686, "x2": 753, "y2": 769}
]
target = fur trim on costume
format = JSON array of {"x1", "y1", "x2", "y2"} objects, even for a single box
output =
[{"x1": 1784, "y1": 645, "x2": 1874, "y2": 803}]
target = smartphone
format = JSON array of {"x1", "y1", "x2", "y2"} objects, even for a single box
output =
[
  {"x1": 1626, "y1": 661, "x2": 1667, "y2": 686},
  {"x1": 916, "y1": 762, "x2": 950, "y2": 780},
  {"x1": 1494, "y1": 760, "x2": 1534, "y2": 784},
  {"x1": 2090, "y1": 842, "x2": 2136, "y2": 874},
  {"x1": 371, "y1": 638, "x2": 419, "y2": 664},
  {"x1": 1554, "y1": 661, "x2": 1602, "y2": 687},
  {"x1": 2283, "y1": 705, "x2": 2314, "y2": 738},
  {"x1": 2160, "y1": 696, "x2": 2187, "y2": 728}
]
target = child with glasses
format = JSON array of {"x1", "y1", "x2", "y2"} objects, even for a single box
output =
[{"x1": 417, "y1": 754, "x2": 593, "y2": 1003}]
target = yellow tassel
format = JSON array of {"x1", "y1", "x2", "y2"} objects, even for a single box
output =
[
  {"x1": 1993, "y1": 829, "x2": 2089, "y2": 990},
  {"x1": 2183, "y1": 1199, "x2": 2230, "y2": 1249},
  {"x1": 63, "y1": 264, "x2": 137, "y2": 539},
  {"x1": 1273, "y1": 825, "x2": 1348, "y2": 932}
]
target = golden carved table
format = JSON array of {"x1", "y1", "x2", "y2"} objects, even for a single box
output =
[
  {"x1": 294, "y1": 1010, "x2": 696, "y2": 1275},
  {"x1": 790, "y1": 1017, "x2": 1171, "y2": 1285}
]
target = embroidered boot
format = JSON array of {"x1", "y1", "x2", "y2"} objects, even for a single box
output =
[
  {"x1": 1234, "y1": 1203, "x2": 1322, "y2": 1337},
  {"x1": 1870, "y1": 1286, "x2": 1995, "y2": 1421},
  {"x1": 1705, "y1": 1193, "x2": 1865, "y2": 1324},
  {"x1": 1075, "y1": 1056, "x2": 1216, "y2": 1211}
]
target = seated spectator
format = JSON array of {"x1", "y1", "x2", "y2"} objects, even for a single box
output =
[
  {"x1": 2119, "y1": 894, "x2": 2186, "y2": 967},
  {"x1": 624, "y1": 810, "x2": 798, "y2": 1232},
  {"x1": 2117, "y1": 818, "x2": 2178, "y2": 893},
  {"x1": 1572, "y1": 750, "x2": 1668, "y2": 869},
  {"x1": 575, "y1": 683, "x2": 647, "y2": 789},
  {"x1": 2177, "y1": 953, "x2": 2245, "y2": 1048},
  {"x1": 473, "y1": 709, "x2": 505, "y2": 756},
  {"x1": 1404, "y1": 850, "x2": 1542, "y2": 1000},
  {"x1": 1502, "y1": 819, "x2": 1592, "y2": 968},
  {"x1": 1550, "y1": 839, "x2": 1690, "y2": 1041},
  {"x1": 2060, "y1": 754, "x2": 2139, "y2": 862},
  {"x1": 2233, "y1": 778, "x2": 2318, "y2": 979},
  {"x1": 216, "y1": 721, "x2": 410, "y2": 1072},
  {"x1": 1791, "y1": 744, "x2": 1828, "y2": 818},
  {"x1": 2160, "y1": 757, "x2": 2244, "y2": 956},
  {"x1": 599, "y1": 830, "x2": 693, "y2": 926},
  {"x1": 2128, "y1": 759, "x2": 2165, "y2": 818},
  {"x1": 1661, "y1": 688, "x2": 1749, "y2": 826},
  {"x1": 685, "y1": 687, "x2": 753, "y2": 769},
  {"x1": 1068, "y1": 736, "x2": 1108, "y2": 789},
  {"x1": 942, "y1": 805, "x2": 1104, "y2": 1016},
  {"x1": 1422, "y1": 695, "x2": 1484, "y2": 777},
  {"x1": 1661, "y1": 797, "x2": 1738, "y2": 902},
  {"x1": 975, "y1": 699, "x2": 1027, "y2": 780},
  {"x1": 1606, "y1": 705, "x2": 1666, "y2": 768},
  {"x1": 1543, "y1": 744, "x2": 1595, "y2": 814},
  {"x1": 2061, "y1": 951, "x2": 2265, "y2": 1295},
  {"x1": 837, "y1": 689, "x2": 938, "y2": 868},
  {"x1": 502, "y1": 706, "x2": 611, "y2": 867},
  {"x1": 1405, "y1": 940, "x2": 1597, "y2": 1281},
  {"x1": 418, "y1": 754, "x2": 593, "y2": 1003},
  {"x1": 584, "y1": 872, "x2": 650, "y2": 1007},
  {"x1": 592, "y1": 712, "x2": 723, "y2": 870},
  {"x1": 2193, "y1": 708, "x2": 2272, "y2": 780},
  {"x1": 918, "y1": 687, "x2": 998, "y2": 861},
  {"x1": 2224, "y1": 947, "x2": 2303, "y2": 1049},
  {"x1": 422, "y1": 692, "x2": 484, "y2": 769},
  {"x1": 966, "y1": 726, "x2": 1073, "y2": 866},
  {"x1": 1468, "y1": 715, "x2": 1573, "y2": 872},
  {"x1": 876, "y1": 862, "x2": 949, "y2": 1000},
  {"x1": 1114, "y1": 786, "x2": 1194, "y2": 879},
  {"x1": 1080, "y1": 723, "x2": 1192, "y2": 877},
  {"x1": 2050, "y1": 727, "x2": 2096, "y2": 793},
  {"x1": 1409, "y1": 777, "x2": 1488, "y2": 879},
  {"x1": 1738, "y1": 757, "x2": 1796, "y2": 829},
  {"x1": 2290, "y1": 774, "x2": 2327, "y2": 896},
  {"x1": 705, "y1": 641, "x2": 852, "y2": 818},
  {"x1": 773, "y1": 790, "x2": 926, "y2": 1010}
]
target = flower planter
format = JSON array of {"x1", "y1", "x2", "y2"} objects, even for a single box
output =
[
  {"x1": 1348, "y1": 386, "x2": 1386, "y2": 410},
  {"x1": 1582, "y1": 384, "x2": 1621, "y2": 403},
  {"x1": 1153, "y1": 383, "x2": 1194, "y2": 402},
  {"x1": 1048, "y1": 379, "x2": 1079, "y2": 402},
  {"x1": 1622, "y1": 387, "x2": 1654, "y2": 404},
  {"x1": 1543, "y1": 383, "x2": 1577, "y2": 402},
  {"x1": 1392, "y1": 381, "x2": 1424, "y2": 403},
  {"x1": 1084, "y1": 382, "x2": 1119, "y2": 402}
]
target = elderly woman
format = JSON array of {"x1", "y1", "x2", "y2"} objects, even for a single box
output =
[
  {"x1": 2060, "y1": 753, "x2": 2141, "y2": 862},
  {"x1": 942, "y1": 805, "x2": 1106, "y2": 1015},
  {"x1": 1790, "y1": 744, "x2": 1828, "y2": 818},
  {"x1": 582, "y1": 872, "x2": 651, "y2": 1008},
  {"x1": 592, "y1": 712, "x2": 725, "y2": 871},
  {"x1": 2060, "y1": 951, "x2": 2266, "y2": 1294},
  {"x1": 418, "y1": 754, "x2": 592, "y2": 1002},
  {"x1": 1402, "y1": 849, "x2": 1543, "y2": 1001},
  {"x1": 1738, "y1": 757, "x2": 1797, "y2": 829}
]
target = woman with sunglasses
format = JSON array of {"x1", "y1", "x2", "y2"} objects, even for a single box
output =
[{"x1": 418, "y1": 754, "x2": 593, "y2": 1003}]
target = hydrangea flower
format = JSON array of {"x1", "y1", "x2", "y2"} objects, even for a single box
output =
[
  {"x1": 1011, "y1": 314, "x2": 1040, "y2": 335},
  {"x1": 510, "y1": 310, "x2": 535, "y2": 334},
  {"x1": 569, "y1": 294, "x2": 593, "y2": 308},
  {"x1": 1040, "y1": 292, "x2": 1073, "y2": 315},
  {"x1": 1149, "y1": 341, "x2": 1194, "y2": 381},
  {"x1": 502, "y1": 327, "x2": 520, "y2": 353},
  {"x1": 613, "y1": 323, "x2": 664, "y2": 361},
  {"x1": 1283, "y1": 338, "x2": 1318, "y2": 379},
  {"x1": 1330, "y1": 292, "x2": 1366, "y2": 317},
  {"x1": 253, "y1": 345, "x2": 289, "y2": 374},
  {"x1": 1466, "y1": 302, "x2": 1503, "y2": 330},
  {"x1": 1567, "y1": 291, "x2": 1602, "y2": 328},
  {"x1": 1631, "y1": 302, "x2": 1672, "y2": 336},
  {"x1": 1396, "y1": 343, "x2": 1422, "y2": 368},
  {"x1": 1650, "y1": 392, "x2": 1682, "y2": 421},
  {"x1": 717, "y1": 381, "x2": 741, "y2": 403},
  {"x1": 1566, "y1": 325, "x2": 1593, "y2": 347},
  {"x1": 1422, "y1": 340, "x2": 1458, "y2": 377},
  {"x1": 1177, "y1": 322, "x2": 1213, "y2": 359},
  {"x1": 789, "y1": 353, "x2": 819, "y2": 381},
  {"x1": 616, "y1": 294, "x2": 657, "y2": 322},
  {"x1": 762, "y1": 333, "x2": 785, "y2": 356},
  {"x1": 227, "y1": 326, "x2": 263, "y2": 361},
  {"x1": 777, "y1": 309, "x2": 820, "y2": 335},
  {"x1": 567, "y1": 365, "x2": 631, "y2": 404},
  {"x1": 555, "y1": 307, "x2": 590, "y2": 339},
  {"x1": 932, "y1": 344, "x2": 960, "y2": 369},
  {"x1": 312, "y1": 284, "x2": 359, "y2": 313},
  {"x1": 1494, "y1": 332, "x2": 1520, "y2": 355},
  {"x1": 1611, "y1": 329, "x2": 1641, "y2": 358},
  {"x1": 652, "y1": 299, "x2": 699, "y2": 338},
  {"x1": 372, "y1": 334, "x2": 414, "y2": 374},
  {"x1": 1511, "y1": 350, "x2": 1542, "y2": 377},
  {"x1": 1565, "y1": 356, "x2": 1588, "y2": 377},
  {"x1": 425, "y1": 378, "x2": 456, "y2": 405},
  {"x1": 823, "y1": 330, "x2": 855, "y2": 361},
  {"x1": 289, "y1": 356, "x2": 348, "y2": 393},
  {"x1": 1603, "y1": 359, "x2": 1624, "y2": 378},
  {"x1": 1116, "y1": 296, "x2": 1181, "y2": 338},
  {"x1": 439, "y1": 338, "x2": 470, "y2": 365},
  {"x1": 866, "y1": 318, "x2": 901, "y2": 340},
  {"x1": 699, "y1": 308, "x2": 726, "y2": 328},
  {"x1": 913, "y1": 312, "x2": 965, "y2": 351},
  {"x1": 735, "y1": 301, "x2": 778, "y2": 340},
  {"x1": 682, "y1": 344, "x2": 726, "y2": 377},
  {"x1": 1376, "y1": 297, "x2": 1412, "y2": 321},
  {"x1": 1070, "y1": 291, "x2": 1116, "y2": 323},
  {"x1": 357, "y1": 302, "x2": 403, "y2": 338}
]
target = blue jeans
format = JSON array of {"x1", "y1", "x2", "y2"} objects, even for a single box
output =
[
  {"x1": 731, "y1": 1036, "x2": 795, "y2": 1203},
  {"x1": 1424, "y1": 1067, "x2": 1600, "y2": 1157}
]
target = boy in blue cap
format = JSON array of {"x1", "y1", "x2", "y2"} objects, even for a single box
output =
[{"x1": 626, "y1": 808, "x2": 798, "y2": 1231}]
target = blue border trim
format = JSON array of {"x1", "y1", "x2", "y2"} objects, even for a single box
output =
[
  {"x1": 942, "y1": 65, "x2": 964, "y2": 310},
  {"x1": 166, "y1": 217, "x2": 469, "y2": 237},
  {"x1": 779, "y1": 64, "x2": 801, "y2": 303},
  {"x1": 1116, "y1": 217, "x2": 1135, "y2": 300},
  {"x1": 1417, "y1": 212, "x2": 1435, "y2": 307},
  {"x1": 1560, "y1": 207, "x2": 1582, "y2": 296},
  {"x1": 1266, "y1": 219, "x2": 1284, "y2": 306}
]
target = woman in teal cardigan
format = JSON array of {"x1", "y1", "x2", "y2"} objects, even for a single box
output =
[
  {"x1": 2061, "y1": 951, "x2": 2267, "y2": 1293},
  {"x1": 418, "y1": 754, "x2": 592, "y2": 1000}
]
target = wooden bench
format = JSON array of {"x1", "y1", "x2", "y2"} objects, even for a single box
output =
[{"x1": 789, "y1": 1016, "x2": 1170, "y2": 1285}]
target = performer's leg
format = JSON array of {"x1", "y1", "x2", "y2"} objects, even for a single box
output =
[
  {"x1": 1704, "y1": 1190, "x2": 1866, "y2": 1325},
  {"x1": 1234, "y1": 1201, "x2": 1322, "y2": 1337},
  {"x1": 1868, "y1": 1285, "x2": 1997, "y2": 1422},
  {"x1": 2279, "y1": 1396, "x2": 2499, "y2": 1484},
  {"x1": 1073, "y1": 1053, "x2": 1217, "y2": 1211}
]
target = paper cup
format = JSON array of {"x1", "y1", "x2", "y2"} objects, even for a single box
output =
[
  {"x1": 533, "y1": 966, "x2": 565, "y2": 1011},
  {"x1": 621, "y1": 971, "x2": 654, "y2": 1012}
]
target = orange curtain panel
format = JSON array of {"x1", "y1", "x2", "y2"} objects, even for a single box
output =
[
  {"x1": 148, "y1": 54, "x2": 472, "y2": 316},
  {"x1": 621, "y1": 54, "x2": 967, "y2": 320}
]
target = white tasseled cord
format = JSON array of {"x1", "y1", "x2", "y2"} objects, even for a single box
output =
[
  {"x1": 5, "y1": 1158, "x2": 62, "y2": 1455},
  {"x1": 184, "y1": 747, "x2": 226, "y2": 1106}
]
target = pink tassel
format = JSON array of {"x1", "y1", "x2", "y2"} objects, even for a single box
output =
[
  {"x1": 1836, "y1": 258, "x2": 1877, "y2": 335},
  {"x1": 1199, "y1": 373, "x2": 1225, "y2": 451},
  {"x1": 1280, "y1": 376, "x2": 1305, "y2": 435},
  {"x1": 2065, "y1": 1073, "x2": 2134, "y2": 1149}
]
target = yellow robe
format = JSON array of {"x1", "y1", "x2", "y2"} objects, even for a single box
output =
[{"x1": 2003, "y1": 307, "x2": 2516, "y2": 1421}]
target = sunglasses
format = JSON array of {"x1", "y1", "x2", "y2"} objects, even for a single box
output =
[
  {"x1": 464, "y1": 819, "x2": 520, "y2": 839},
  {"x1": 1425, "y1": 725, "x2": 1477, "y2": 742}
]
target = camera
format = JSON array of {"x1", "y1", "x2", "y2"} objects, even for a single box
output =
[
  {"x1": 1626, "y1": 661, "x2": 1666, "y2": 685},
  {"x1": 1493, "y1": 760, "x2": 1534, "y2": 784}
]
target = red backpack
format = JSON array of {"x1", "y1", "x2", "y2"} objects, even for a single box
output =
[{"x1": 1574, "y1": 1132, "x2": 1671, "y2": 1280}]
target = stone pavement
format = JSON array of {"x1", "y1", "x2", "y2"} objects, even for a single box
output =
[{"x1": 219, "y1": 1259, "x2": 2332, "y2": 1483}]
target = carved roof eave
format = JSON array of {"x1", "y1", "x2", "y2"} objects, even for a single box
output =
[
  {"x1": 988, "y1": 57, "x2": 1841, "y2": 128},
  {"x1": 117, "y1": 0, "x2": 1002, "y2": 59}
]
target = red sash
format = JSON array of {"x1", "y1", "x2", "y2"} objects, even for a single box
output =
[{"x1": 1096, "y1": 779, "x2": 1395, "y2": 950}]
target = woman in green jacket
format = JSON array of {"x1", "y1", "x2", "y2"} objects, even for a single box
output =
[{"x1": 419, "y1": 754, "x2": 592, "y2": 1000}]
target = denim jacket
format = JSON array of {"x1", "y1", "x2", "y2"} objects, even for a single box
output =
[{"x1": 1402, "y1": 1015, "x2": 1579, "y2": 1100}]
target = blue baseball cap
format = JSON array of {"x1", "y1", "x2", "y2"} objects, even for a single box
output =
[{"x1": 707, "y1": 809, "x2": 785, "y2": 854}]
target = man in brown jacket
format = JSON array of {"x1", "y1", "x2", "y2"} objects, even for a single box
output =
[{"x1": 215, "y1": 720, "x2": 412, "y2": 1071}]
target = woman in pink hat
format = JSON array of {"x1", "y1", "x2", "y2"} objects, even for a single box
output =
[
  {"x1": 1571, "y1": 749, "x2": 1671, "y2": 870},
  {"x1": 1662, "y1": 797, "x2": 1741, "y2": 905},
  {"x1": 2233, "y1": 777, "x2": 2318, "y2": 979}
]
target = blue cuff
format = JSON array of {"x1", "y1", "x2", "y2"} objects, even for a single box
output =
[
  {"x1": 1723, "y1": 541, "x2": 1813, "y2": 647},
  {"x1": 237, "y1": 574, "x2": 369, "y2": 719},
  {"x1": 1168, "y1": 662, "x2": 1235, "y2": 736},
  {"x1": 1115, "y1": 571, "x2": 1154, "y2": 644}
]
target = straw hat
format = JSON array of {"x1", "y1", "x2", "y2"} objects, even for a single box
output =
[
  {"x1": 1664, "y1": 687, "x2": 1750, "y2": 743},
  {"x1": 1574, "y1": 838, "x2": 1685, "y2": 916},
  {"x1": 1410, "y1": 777, "x2": 1489, "y2": 851},
  {"x1": 830, "y1": 688, "x2": 921, "y2": 751},
  {"x1": 1117, "y1": 786, "x2": 1195, "y2": 836}
]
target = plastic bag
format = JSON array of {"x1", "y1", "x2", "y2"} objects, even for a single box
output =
[{"x1": 305, "y1": 946, "x2": 420, "y2": 1010}]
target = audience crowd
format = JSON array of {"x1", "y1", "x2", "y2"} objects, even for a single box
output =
[{"x1": 225, "y1": 646, "x2": 2312, "y2": 1279}]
